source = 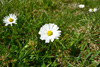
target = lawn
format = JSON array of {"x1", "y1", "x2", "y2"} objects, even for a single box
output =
[{"x1": 0, "y1": 0, "x2": 100, "y2": 67}]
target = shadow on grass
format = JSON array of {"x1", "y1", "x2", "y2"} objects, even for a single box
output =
[
  {"x1": 97, "y1": 64, "x2": 100, "y2": 67},
  {"x1": 70, "y1": 45, "x2": 80, "y2": 57}
]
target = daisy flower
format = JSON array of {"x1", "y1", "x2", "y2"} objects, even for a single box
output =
[
  {"x1": 39, "y1": 23, "x2": 61, "y2": 43},
  {"x1": 78, "y1": 4, "x2": 85, "y2": 8},
  {"x1": 3, "y1": 14, "x2": 17, "y2": 26},
  {"x1": 89, "y1": 8, "x2": 97, "y2": 12}
]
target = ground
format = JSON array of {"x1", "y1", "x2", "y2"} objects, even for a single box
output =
[{"x1": 0, "y1": 0, "x2": 100, "y2": 67}]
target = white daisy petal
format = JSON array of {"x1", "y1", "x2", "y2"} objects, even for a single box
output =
[
  {"x1": 39, "y1": 23, "x2": 61, "y2": 43},
  {"x1": 14, "y1": 23, "x2": 17, "y2": 24},
  {"x1": 52, "y1": 25, "x2": 59, "y2": 31},
  {"x1": 89, "y1": 9, "x2": 92, "y2": 12},
  {"x1": 56, "y1": 37, "x2": 59, "y2": 39},
  {"x1": 5, "y1": 23, "x2": 8, "y2": 26},
  {"x1": 94, "y1": 8, "x2": 97, "y2": 12},
  {"x1": 45, "y1": 39, "x2": 50, "y2": 43},
  {"x1": 11, "y1": 24, "x2": 12, "y2": 26},
  {"x1": 49, "y1": 23, "x2": 54, "y2": 30},
  {"x1": 51, "y1": 39, "x2": 54, "y2": 42}
]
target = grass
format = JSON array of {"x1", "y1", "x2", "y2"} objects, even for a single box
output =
[{"x1": 0, "y1": 0, "x2": 100, "y2": 67}]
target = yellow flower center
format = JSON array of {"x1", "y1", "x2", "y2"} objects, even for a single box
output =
[
  {"x1": 47, "y1": 31, "x2": 53, "y2": 36},
  {"x1": 92, "y1": 9, "x2": 94, "y2": 11},
  {"x1": 9, "y1": 18, "x2": 13, "y2": 22},
  {"x1": 81, "y1": 6, "x2": 83, "y2": 8}
]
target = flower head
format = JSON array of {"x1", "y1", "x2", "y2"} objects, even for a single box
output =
[
  {"x1": 3, "y1": 14, "x2": 17, "y2": 26},
  {"x1": 39, "y1": 23, "x2": 61, "y2": 43},
  {"x1": 78, "y1": 4, "x2": 85, "y2": 8},
  {"x1": 89, "y1": 8, "x2": 97, "y2": 12}
]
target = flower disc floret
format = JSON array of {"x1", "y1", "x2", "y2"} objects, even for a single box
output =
[
  {"x1": 47, "y1": 31, "x2": 53, "y2": 36},
  {"x1": 9, "y1": 18, "x2": 13, "y2": 22}
]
